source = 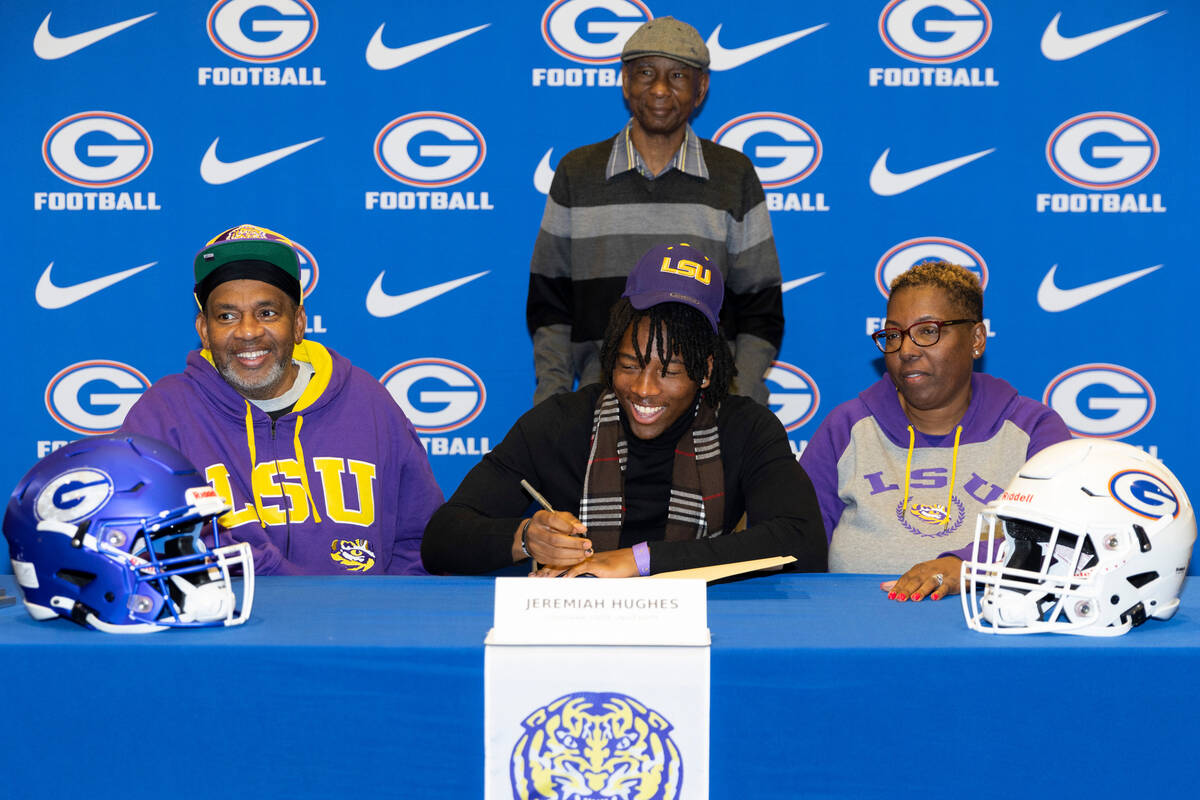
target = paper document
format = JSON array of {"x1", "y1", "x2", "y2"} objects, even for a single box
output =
[{"x1": 649, "y1": 555, "x2": 796, "y2": 582}]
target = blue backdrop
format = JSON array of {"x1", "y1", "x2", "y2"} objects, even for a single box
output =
[{"x1": 3, "y1": 1, "x2": 1195, "y2": 571}]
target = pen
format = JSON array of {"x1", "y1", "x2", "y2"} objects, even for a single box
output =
[
  {"x1": 520, "y1": 479, "x2": 555, "y2": 515},
  {"x1": 519, "y1": 479, "x2": 552, "y2": 571},
  {"x1": 520, "y1": 479, "x2": 591, "y2": 575}
]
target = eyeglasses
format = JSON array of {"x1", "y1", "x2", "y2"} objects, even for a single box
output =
[{"x1": 870, "y1": 319, "x2": 976, "y2": 353}]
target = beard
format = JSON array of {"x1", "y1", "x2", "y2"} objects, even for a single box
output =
[{"x1": 215, "y1": 355, "x2": 289, "y2": 400}]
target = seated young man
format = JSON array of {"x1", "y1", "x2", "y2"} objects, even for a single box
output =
[{"x1": 423, "y1": 243, "x2": 827, "y2": 577}]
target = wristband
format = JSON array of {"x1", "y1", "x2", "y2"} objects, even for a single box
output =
[
  {"x1": 519, "y1": 519, "x2": 533, "y2": 559},
  {"x1": 632, "y1": 541, "x2": 650, "y2": 577}
]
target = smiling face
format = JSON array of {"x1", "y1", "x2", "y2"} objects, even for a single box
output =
[
  {"x1": 621, "y1": 56, "x2": 708, "y2": 138},
  {"x1": 611, "y1": 318, "x2": 710, "y2": 440},
  {"x1": 196, "y1": 279, "x2": 306, "y2": 400},
  {"x1": 884, "y1": 285, "x2": 986, "y2": 432}
]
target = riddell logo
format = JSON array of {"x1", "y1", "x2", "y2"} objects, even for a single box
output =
[
  {"x1": 374, "y1": 112, "x2": 486, "y2": 188},
  {"x1": 878, "y1": 0, "x2": 991, "y2": 62},
  {"x1": 540, "y1": 0, "x2": 651, "y2": 64},
  {"x1": 43, "y1": 112, "x2": 152, "y2": 188},
  {"x1": 1046, "y1": 112, "x2": 1159, "y2": 191},
  {"x1": 206, "y1": 0, "x2": 317, "y2": 62},
  {"x1": 712, "y1": 113, "x2": 822, "y2": 188},
  {"x1": 45, "y1": 360, "x2": 150, "y2": 435},
  {"x1": 875, "y1": 236, "x2": 987, "y2": 298}
]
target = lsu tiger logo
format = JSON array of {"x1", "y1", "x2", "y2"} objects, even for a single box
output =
[
  {"x1": 510, "y1": 692, "x2": 682, "y2": 799},
  {"x1": 896, "y1": 496, "x2": 966, "y2": 538},
  {"x1": 330, "y1": 538, "x2": 376, "y2": 572},
  {"x1": 909, "y1": 502, "x2": 948, "y2": 525}
]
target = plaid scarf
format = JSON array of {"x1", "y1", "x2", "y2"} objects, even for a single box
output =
[{"x1": 579, "y1": 391, "x2": 725, "y2": 552}]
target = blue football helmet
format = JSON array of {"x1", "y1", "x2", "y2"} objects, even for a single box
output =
[{"x1": 3, "y1": 434, "x2": 254, "y2": 633}]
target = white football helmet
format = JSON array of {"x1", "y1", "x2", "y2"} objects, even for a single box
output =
[{"x1": 962, "y1": 439, "x2": 1194, "y2": 636}]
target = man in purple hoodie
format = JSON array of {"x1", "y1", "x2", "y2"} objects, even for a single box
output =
[{"x1": 120, "y1": 223, "x2": 442, "y2": 575}]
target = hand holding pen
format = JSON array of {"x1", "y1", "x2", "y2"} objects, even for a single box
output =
[{"x1": 518, "y1": 479, "x2": 592, "y2": 572}]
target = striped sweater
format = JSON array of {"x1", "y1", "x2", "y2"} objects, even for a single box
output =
[{"x1": 527, "y1": 127, "x2": 783, "y2": 404}]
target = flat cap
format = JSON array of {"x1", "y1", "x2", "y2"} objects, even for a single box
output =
[{"x1": 621, "y1": 17, "x2": 709, "y2": 70}]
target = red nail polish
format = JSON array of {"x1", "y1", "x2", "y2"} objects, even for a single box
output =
[
  {"x1": 931, "y1": 593, "x2": 941, "y2": 601},
  {"x1": 898, "y1": 593, "x2": 907, "y2": 601},
  {"x1": 887, "y1": 592, "x2": 896, "y2": 600},
  {"x1": 912, "y1": 593, "x2": 922, "y2": 602}
]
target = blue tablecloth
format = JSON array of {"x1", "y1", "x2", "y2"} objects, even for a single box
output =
[{"x1": 1, "y1": 573, "x2": 1196, "y2": 798}]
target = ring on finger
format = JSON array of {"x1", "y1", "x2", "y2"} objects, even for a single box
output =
[{"x1": 933, "y1": 573, "x2": 944, "y2": 587}]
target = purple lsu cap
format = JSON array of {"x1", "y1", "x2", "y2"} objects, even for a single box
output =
[{"x1": 622, "y1": 243, "x2": 724, "y2": 332}]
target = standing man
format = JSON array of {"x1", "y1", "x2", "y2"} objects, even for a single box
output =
[
  {"x1": 527, "y1": 16, "x2": 784, "y2": 405},
  {"x1": 120, "y1": 223, "x2": 442, "y2": 575}
]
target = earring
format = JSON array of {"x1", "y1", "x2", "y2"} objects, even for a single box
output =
[{"x1": 973, "y1": 350, "x2": 980, "y2": 357}]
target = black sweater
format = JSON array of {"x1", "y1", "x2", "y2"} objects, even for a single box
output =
[{"x1": 422, "y1": 384, "x2": 827, "y2": 575}]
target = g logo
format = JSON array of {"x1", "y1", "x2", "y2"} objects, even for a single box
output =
[
  {"x1": 1046, "y1": 112, "x2": 1159, "y2": 191},
  {"x1": 381, "y1": 358, "x2": 486, "y2": 433},
  {"x1": 45, "y1": 360, "x2": 150, "y2": 435},
  {"x1": 766, "y1": 362, "x2": 820, "y2": 432},
  {"x1": 711, "y1": 113, "x2": 822, "y2": 188},
  {"x1": 1043, "y1": 364, "x2": 1155, "y2": 439},
  {"x1": 374, "y1": 112, "x2": 487, "y2": 188},
  {"x1": 206, "y1": 0, "x2": 318, "y2": 62},
  {"x1": 34, "y1": 469, "x2": 114, "y2": 524},
  {"x1": 1109, "y1": 471, "x2": 1179, "y2": 520},
  {"x1": 43, "y1": 112, "x2": 152, "y2": 188},
  {"x1": 875, "y1": 236, "x2": 987, "y2": 298},
  {"x1": 541, "y1": 0, "x2": 652, "y2": 64},
  {"x1": 879, "y1": 0, "x2": 992, "y2": 63},
  {"x1": 511, "y1": 692, "x2": 682, "y2": 800},
  {"x1": 292, "y1": 239, "x2": 318, "y2": 299}
]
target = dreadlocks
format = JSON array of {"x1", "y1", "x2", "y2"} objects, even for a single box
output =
[{"x1": 600, "y1": 298, "x2": 736, "y2": 407}]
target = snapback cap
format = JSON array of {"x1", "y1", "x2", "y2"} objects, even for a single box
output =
[{"x1": 193, "y1": 223, "x2": 302, "y2": 308}]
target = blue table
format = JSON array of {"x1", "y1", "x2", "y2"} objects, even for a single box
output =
[{"x1": 1, "y1": 573, "x2": 1196, "y2": 799}]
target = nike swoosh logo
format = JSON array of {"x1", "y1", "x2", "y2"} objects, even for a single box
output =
[
  {"x1": 1037, "y1": 263, "x2": 1162, "y2": 312},
  {"x1": 782, "y1": 273, "x2": 824, "y2": 293},
  {"x1": 36, "y1": 261, "x2": 157, "y2": 309},
  {"x1": 869, "y1": 147, "x2": 995, "y2": 196},
  {"x1": 365, "y1": 23, "x2": 490, "y2": 70},
  {"x1": 534, "y1": 148, "x2": 555, "y2": 195},
  {"x1": 366, "y1": 271, "x2": 489, "y2": 318},
  {"x1": 33, "y1": 11, "x2": 156, "y2": 60},
  {"x1": 706, "y1": 22, "x2": 827, "y2": 71},
  {"x1": 1041, "y1": 11, "x2": 1166, "y2": 61},
  {"x1": 200, "y1": 137, "x2": 323, "y2": 185}
]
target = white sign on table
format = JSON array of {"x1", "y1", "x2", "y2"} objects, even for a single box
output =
[{"x1": 485, "y1": 577, "x2": 711, "y2": 800}]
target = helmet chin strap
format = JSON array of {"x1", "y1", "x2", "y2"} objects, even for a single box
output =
[{"x1": 168, "y1": 573, "x2": 236, "y2": 622}]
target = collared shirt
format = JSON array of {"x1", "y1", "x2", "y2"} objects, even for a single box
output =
[{"x1": 605, "y1": 120, "x2": 710, "y2": 181}]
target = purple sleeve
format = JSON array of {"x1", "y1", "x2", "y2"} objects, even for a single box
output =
[
  {"x1": 118, "y1": 390, "x2": 178, "y2": 447},
  {"x1": 1025, "y1": 407, "x2": 1073, "y2": 458},
  {"x1": 798, "y1": 414, "x2": 850, "y2": 544},
  {"x1": 386, "y1": 408, "x2": 443, "y2": 576}
]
